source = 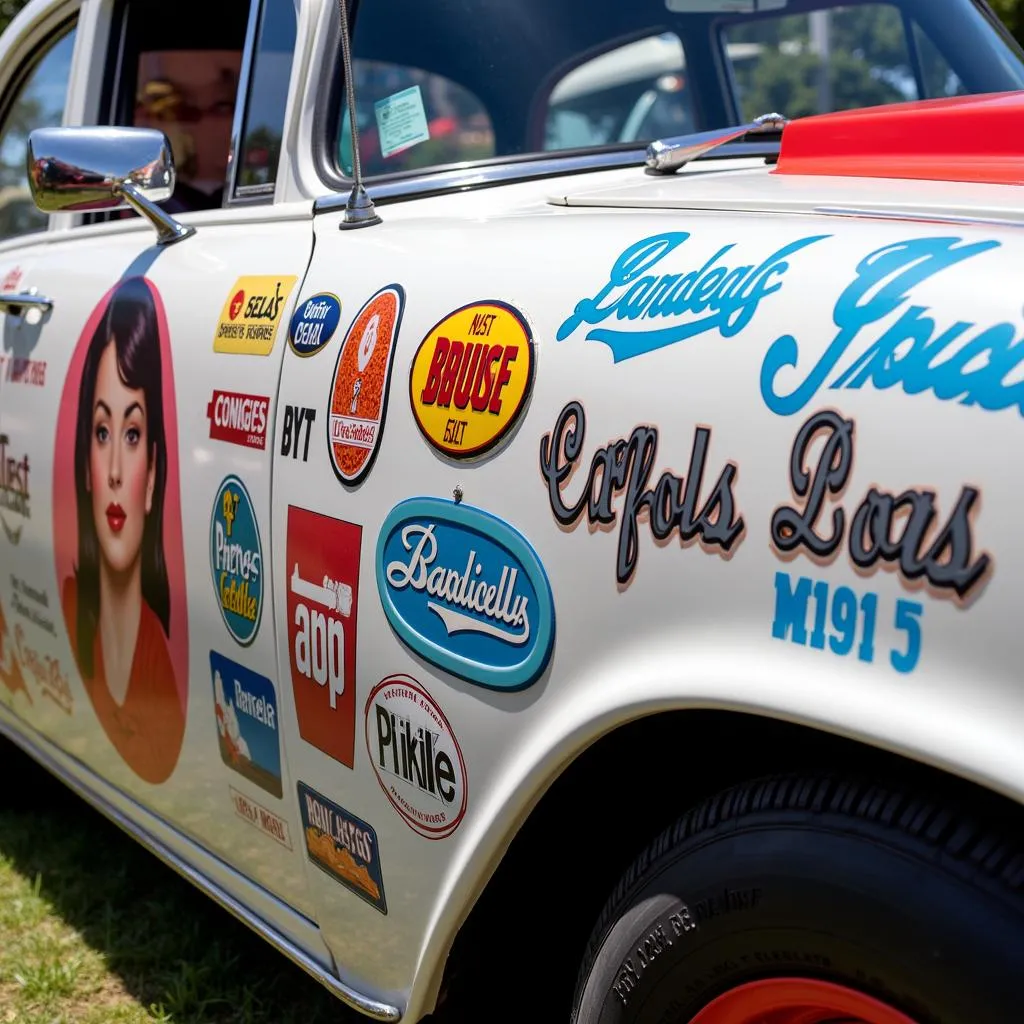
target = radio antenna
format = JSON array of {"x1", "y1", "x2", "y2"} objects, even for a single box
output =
[{"x1": 337, "y1": 0, "x2": 381, "y2": 229}]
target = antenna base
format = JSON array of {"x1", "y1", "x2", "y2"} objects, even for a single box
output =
[{"x1": 339, "y1": 185, "x2": 382, "y2": 230}]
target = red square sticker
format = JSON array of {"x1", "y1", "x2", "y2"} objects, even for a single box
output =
[{"x1": 286, "y1": 506, "x2": 360, "y2": 768}]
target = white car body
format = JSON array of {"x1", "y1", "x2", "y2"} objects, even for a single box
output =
[{"x1": 0, "y1": 0, "x2": 1023, "y2": 1020}]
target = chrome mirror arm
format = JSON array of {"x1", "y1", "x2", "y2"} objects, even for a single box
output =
[
  {"x1": 117, "y1": 182, "x2": 196, "y2": 245},
  {"x1": 27, "y1": 126, "x2": 197, "y2": 245},
  {"x1": 645, "y1": 112, "x2": 788, "y2": 175}
]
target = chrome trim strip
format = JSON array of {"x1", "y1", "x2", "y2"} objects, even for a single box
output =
[
  {"x1": 313, "y1": 142, "x2": 778, "y2": 213},
  {"x1": 814, "y1": 205, "x2": 1024, "y2": 230},
  {"x1": 0, "y1": 714, "x2": 403, "y2": 1023},
  {"x1": 223, "y1": 0, "x2": 264, "y2": 206},
  {"x1": 646, "y1": 114, "x2": 786, "y2": 174}
]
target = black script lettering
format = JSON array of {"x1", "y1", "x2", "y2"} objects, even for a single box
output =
[
  {"x1": 540, "y1": 401, "x2": 744, "y2": 584},
  {"x1": 771, "y1": 410, "x2": 852, "y2": 559},
  {"x1": 773, "y1": 410, "x2": 991, "y2": 599}
]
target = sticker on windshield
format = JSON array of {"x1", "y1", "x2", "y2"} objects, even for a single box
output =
[{"x1": 375, "y1": 86, "x2": 430, "y2": 159}]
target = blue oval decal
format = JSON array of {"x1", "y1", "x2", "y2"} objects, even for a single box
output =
[
  {"x1": 210, "y1": 475, "x2": 263, "y2": 646},
  {"x1": 288, "y1": 292, "x2": 342, "y2": 357},
  {"x1": 376, "y1": 498, "x2": 555, "y2": 691}
]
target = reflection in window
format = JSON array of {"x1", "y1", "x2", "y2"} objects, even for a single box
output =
[
  {"x1": 339, "y1": 61, "x2": 494, "y2": 177},
  {"x1": 544, "y1": 34, "x2": 694, "y2": 151},
  {"x1": 723, "y1": 5, "x2": 915, "y2": 121},
  {"x1": 236, "y1": 0, "x2": 297, "y2": 196},
  {"x1": 0, "y1": 26, "x2": 77, "y2": 242},
  {"x1": 133, "y1": 50, "x2": 241, "y2": 210},
  {"x1": 913, "y1": 23, "x2": 968, "y2": 98}
]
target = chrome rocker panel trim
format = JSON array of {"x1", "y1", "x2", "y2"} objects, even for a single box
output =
[{"x1": 0, "y1": 709, "x2": 402, "y2": 1023}]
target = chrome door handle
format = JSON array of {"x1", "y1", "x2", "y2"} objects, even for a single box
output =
[{"x1": 0, "y1": 288, "x2": 53, "y2": 325}]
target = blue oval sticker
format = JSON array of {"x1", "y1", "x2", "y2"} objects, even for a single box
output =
[
  {"x1": 288, "y1": 292, "x2": 342, "y2": 357},
  {"x1": 376, "y1": 498, "x2": 555, "y2": 691},
  {"x1": 210, "y1": 475, "x2": 263, "y2": 646}
]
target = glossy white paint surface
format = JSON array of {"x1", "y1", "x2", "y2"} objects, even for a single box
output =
[{"x1": 0, "y1": 1, "x2": 1021, "y2": 1021}]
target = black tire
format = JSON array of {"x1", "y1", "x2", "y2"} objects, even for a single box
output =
[{"x1": 571, "y1": 775, "x2": 1024, "y2": 1024}]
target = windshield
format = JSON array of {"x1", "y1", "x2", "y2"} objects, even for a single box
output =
[{"x1": 338, "y1": 0, "x2": 1024, "y2": 179}]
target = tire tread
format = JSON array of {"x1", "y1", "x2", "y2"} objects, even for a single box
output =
[{"x1": 575, "y1": 771, "x2": 1023, "y2": 1013}]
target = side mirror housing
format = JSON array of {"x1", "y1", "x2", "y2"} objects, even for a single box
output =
[{"x1": 26, "y1": 126, "x2": 195, "y2": 244}]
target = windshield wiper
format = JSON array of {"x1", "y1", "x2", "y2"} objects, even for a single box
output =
[{"x1": 646, "y1": 113, "x2": 788, "y2": 175}]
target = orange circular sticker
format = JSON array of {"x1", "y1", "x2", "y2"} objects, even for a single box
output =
[{"x1": 409, "y1": 301, "x2": 534, "y2": 459}]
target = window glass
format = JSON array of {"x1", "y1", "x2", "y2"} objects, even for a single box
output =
[
  {"x1": 0, "y1": 26, "x2": 77, "y2": 242},
  {"x1": 340, "y1": 0, "x2": 1024, "y2": 181},
  {"x1": 723, "y1": 6, "x2": 915, "y2": 121},
  {"x1": 112, "y1": 0, "x2": 249, "y2": 212},
  {"x1": 545, "y1": 34, "x2": 695, "y2": 150},
  {"x1": 134, "y1": 50, "x2": 242, "y2": 205},
  {"x1": 235, "y1": 0, "x2": 297, "y2": 196},
  {"x1": 913, "y1": 22, "x2": 968, "y2": 99},
  {"x1": 339, "y1": 61, "x2": 494, "y2": 177}
]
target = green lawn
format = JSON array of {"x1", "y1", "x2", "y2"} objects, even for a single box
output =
[{"x1": 0, "y1": 740, "x2": 363, "y2": 1024}]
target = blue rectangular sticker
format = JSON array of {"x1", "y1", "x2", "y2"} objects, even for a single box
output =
[
  {"x1": 211, "y1": 651, "x2": 282, "y2": 799},
  {"x1": 374, "y1": 85, "x2": 430, "y2": 158},
  {"x1": 297, "y1": 782, "x2": 387, "y2": 914}
]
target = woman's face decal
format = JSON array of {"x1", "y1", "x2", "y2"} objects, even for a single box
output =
[{"x1": 87, "y1": 341, "x2": 155, "y2": 577}]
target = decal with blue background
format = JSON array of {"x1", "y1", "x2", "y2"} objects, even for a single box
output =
[
  {"x1": 297, "y1": 781, "x2": 387, "y2": 914},
  {"x1": 376, "y1": 497, "x2": 555, "y2": 691},
  {"x1": 556, "y1": 231, "x2": 827, "y2": 362},
  {"x1": 210, "y1": 475, "x2": 263, "y2": 646},
  {"x1": 288, "y1": 292, "x2": 342, "y2": 358},
  {"x1": 211, "y1": 651, "x2": 282, "y2": 798}
]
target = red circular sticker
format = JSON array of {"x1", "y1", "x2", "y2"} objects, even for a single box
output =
[{"x1": 229, "y1": 291, "x2": 245, "y2": 320}]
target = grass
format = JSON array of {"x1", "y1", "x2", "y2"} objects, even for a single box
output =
[{"x1": 0, "y1": 739, "x2": 368, "y2": 1024}]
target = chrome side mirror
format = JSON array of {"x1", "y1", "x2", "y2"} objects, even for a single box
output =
[{"x1": 26, "y1": 126, "x2": 196, "y2": 245}]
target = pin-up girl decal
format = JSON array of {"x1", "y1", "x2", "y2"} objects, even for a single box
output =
[{"x1": 56, "y1": 276, "x2": 188, "y2": 784}]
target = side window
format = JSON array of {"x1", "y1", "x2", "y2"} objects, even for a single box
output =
[
  {"x1": 912, "y1": 23, "x2": 968, "y2": 99},
  {"x1": 105, "y1": 0, "x2": 252, "y2": 213},
  {"x1": 338, "y1": 61, "x2": 495, "y2": 177},
  {"x1": 723, "y1": 5, "x2": 916, "y2": 121},
  {"x1": 232, "y1": 0, "x2": 297, "y2": 198},
  {"x1": 544, "y1": 34, "x2": 694, "y2": 151},
  {"x1": 0, "y1": 25, "x2": 77, "y2": 242}
]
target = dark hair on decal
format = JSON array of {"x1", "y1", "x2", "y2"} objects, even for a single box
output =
[{"x1": 73, "y1": 276, "x2": 170, "y2": 676}]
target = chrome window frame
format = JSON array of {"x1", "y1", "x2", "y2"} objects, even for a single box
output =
[
  {"x1": 222, "y1": 0, "x2": 266, "y2": 205},
  {"x1": 313, "y1": 141, "x2": 779, "y2": 214}
]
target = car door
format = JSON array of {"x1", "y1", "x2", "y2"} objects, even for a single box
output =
[
  {"x1": 0, "y1": 9, "x2": 79, "y2": 722},
  {"x1": 0, "y1": 0, "x2": 321, "y2": 920}
]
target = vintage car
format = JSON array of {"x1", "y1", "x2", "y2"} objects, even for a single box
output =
[{"x1": 2, "y1": 0, "x2": 1024, "y2": 1020}]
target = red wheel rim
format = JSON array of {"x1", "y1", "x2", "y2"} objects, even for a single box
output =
[{"x1": 688, "y1": 978, "x2": 918, "y2": 1024}]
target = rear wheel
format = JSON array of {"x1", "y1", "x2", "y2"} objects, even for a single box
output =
[{"x1": 571, "y1": 775, "x2": 1024, "y2": 1024}]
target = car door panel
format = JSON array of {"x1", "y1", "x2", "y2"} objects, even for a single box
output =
[{"x1": 0, "y1": 213, "x2": 318, "y2": 918}]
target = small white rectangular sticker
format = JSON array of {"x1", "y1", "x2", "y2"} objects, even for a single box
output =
[{"x1": 375, "y1": 85, "x2": 430, "y2": 159}]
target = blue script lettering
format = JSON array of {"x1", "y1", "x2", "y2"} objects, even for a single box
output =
[
  {"x1": 556, "y1": 232, "x2": 828, "y2": 362},
  {"x1": 759, "y1": 236, "x2": 1024, "y2": 416}
]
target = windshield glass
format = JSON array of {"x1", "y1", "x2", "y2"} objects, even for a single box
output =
[{"x1": 338, "y1": 0, "x2": 1024, "y2": 179}]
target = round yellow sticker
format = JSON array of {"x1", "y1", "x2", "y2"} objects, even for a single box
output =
[{"x1": 409, "y1": 301, "x2": 534, "y2": 459}]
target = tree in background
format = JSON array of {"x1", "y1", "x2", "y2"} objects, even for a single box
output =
[
  {"x1": 989, "y1": 0, "x2": 1024, "y2": 44},
  {"x1": 0, "y1": 0, "x2": 26, "y2": 35}
]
